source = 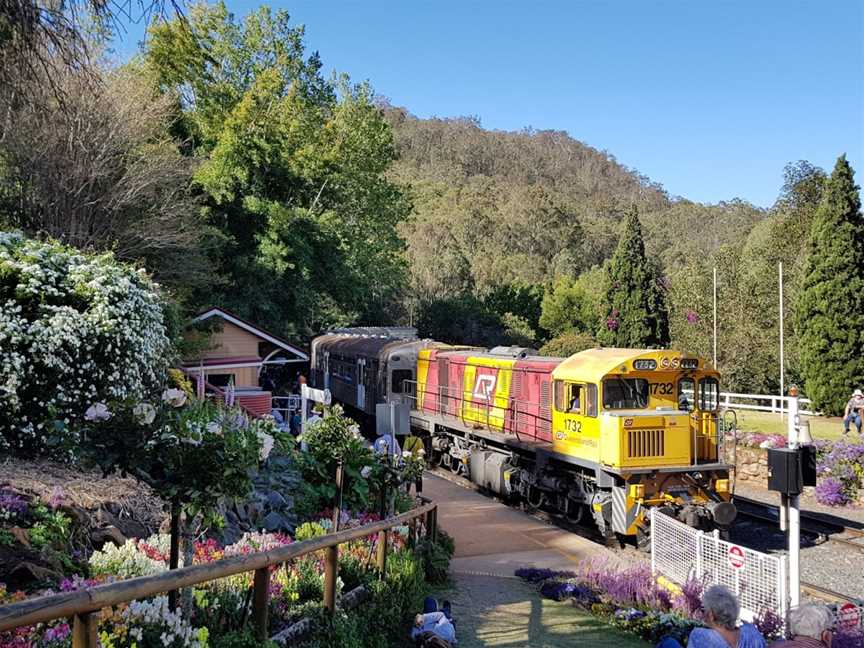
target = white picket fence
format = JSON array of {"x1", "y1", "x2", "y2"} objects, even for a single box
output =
[
  {"x1": 720, "y1": 392, "x2": 818, "y2": 416},
  {"x1": 650, "y1": 509, "x2": 787, "y2": 625}
]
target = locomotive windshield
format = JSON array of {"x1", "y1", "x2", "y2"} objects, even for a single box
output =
[{"x1": 602, "y1": 378, "x2": 649, "y2": 409}]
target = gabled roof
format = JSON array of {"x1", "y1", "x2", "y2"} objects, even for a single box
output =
[{"x1": 193, "y1": 307, "x2": 309, "y2": 361}]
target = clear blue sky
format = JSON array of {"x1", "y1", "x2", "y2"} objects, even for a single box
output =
[{"x1": 114, "y1": 1, "x2": 863, "y2": 208}]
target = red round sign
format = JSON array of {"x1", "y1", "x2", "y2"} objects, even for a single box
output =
[
  {"x1": 838, "y1": 603, "x2": 861, "y2": 631},
  {"x1": 728, "y1": 545, "x2": 745, "y2": 569}
]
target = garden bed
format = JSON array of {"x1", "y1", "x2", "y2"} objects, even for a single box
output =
[
  {"x1": 515, "y1": 561, "x2": 864, "y2": 647},
  {"x1": 731, "y1": 434, "x2": 864, "y2": 506}
]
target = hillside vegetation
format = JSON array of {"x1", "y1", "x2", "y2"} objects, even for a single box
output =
[
  {"x1": 384, "y1": 108, "x2": 832, "y2": 397},
  {"x1": 0, "y1": 1, "x2": 859, "y2": 405}
]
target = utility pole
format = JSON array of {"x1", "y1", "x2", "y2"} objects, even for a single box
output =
[
  {"x1": 787, "y1": 385, "x2": 801, "y2": 607},
  {"x1": 779, "y1": 262, "x2": 785, "y2": 419}
]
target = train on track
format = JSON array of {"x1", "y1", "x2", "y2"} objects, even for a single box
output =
[{"x1": 310, "y1": 332, "x2": 737, "y2": 547}]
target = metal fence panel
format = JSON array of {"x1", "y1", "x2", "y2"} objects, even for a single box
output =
[{"x1": 651, "y1": 509, "x2": 787, "y2": 624}]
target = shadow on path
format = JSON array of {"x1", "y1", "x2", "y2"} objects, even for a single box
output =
[{"x1": 435, "y1": 574, "x2": 648, "y2": 648}]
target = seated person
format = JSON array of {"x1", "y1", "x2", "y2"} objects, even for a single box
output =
[
  {"x1": 412, "y1": 597, "x2": 456, "y2": 647},
  {"x1": 270, "y1": 408, "x2": 290, "y2": 432},
  {"x1": 772, "y1": 603, "x2": 835, "y2": 648},
  {"x1": 655, "y1": 585, "x2": 765, "y2": 648}
]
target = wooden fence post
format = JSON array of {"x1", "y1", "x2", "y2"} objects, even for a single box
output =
[
  {"x1": 252, "y1": 567, "x2": 270, "y2": 641},
  {"x1": 72, "y1": 612, "x2": 98, "y2": 648},
  {"x1": 333, "y1": 460, "x2": 344, "y2": 532},
  {"x1": 376, "y1": 530, "x2": 388, "y2": 577},
  {"x1": 323, "y1": 546, "x2": 338, "y2": 612},
  {"x1": 426, "y1": 506, "x2": 438, "y2": 544}
]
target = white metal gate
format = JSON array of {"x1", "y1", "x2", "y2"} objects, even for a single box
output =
[{"x1": 651, "y1": 509, "x2": 787, "y2": 624}]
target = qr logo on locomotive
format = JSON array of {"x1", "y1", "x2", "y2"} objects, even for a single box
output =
[{"x1": 473, "y1": 374, "x2": 496, "y2": 400}]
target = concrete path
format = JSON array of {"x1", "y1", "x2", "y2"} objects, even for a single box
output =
[
  {"x1": 423, "y1": 472, "x2": 615, "y2": 578},
  {"x1": 423, "y1": 473, "x2": 647, "y2": 647}
]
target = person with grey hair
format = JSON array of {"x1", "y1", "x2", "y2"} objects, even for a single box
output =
[
  {"x1": 687, "y1": 585, "x2": 766, "y2": 648},
  {"x1": 772, "y1": 603, "x2": 835, "y2": 647}
]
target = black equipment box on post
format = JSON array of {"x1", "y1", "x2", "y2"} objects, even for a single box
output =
[{"x1": 767, "y1": 446, "x2": 817, "y2": 495}]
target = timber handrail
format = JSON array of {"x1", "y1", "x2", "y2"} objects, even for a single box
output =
[{"x1": 0, "y1": 499, "x2": 438, "y2": 642}]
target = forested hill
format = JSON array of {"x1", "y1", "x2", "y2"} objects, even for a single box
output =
[{"x1": 383, "y1": 107, "x2": 766, "y2": 301}]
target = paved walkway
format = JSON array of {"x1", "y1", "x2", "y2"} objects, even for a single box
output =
[
  {"x1": 423, "y1": 473, "x2": 646, "y2": 647},
  {"x1": 424, "y1": 472, "x2": 615, "y2": 577}
]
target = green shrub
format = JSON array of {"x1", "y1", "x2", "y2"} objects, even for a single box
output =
[
  {"x1": 211, "y1": 629, "x2": 278, "y2": 648},
  {"x1": 295, "y1": 522, "x2": 327, "y2": 542},
  {"x1": 416, "y1": 530, "x2": 455, "y2": 585}
]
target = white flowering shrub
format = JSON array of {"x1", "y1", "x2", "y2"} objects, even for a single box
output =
[
  {"x1": 0, "y1": 232, "x2": 170, "y2": 457},
  {"x1": 89, "y1": 537, "x2": 169, "y2": 578}
]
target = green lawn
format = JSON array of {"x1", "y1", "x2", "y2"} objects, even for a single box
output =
[{"x1": 733, "y1": 409, "x2": 848, "y2": 441}]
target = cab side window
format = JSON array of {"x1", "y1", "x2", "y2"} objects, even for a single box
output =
[
  {"x1": 554, "y1": 381, "x2": 593, "y2": 415},
  {"x1": 678, "y1": 377, "x2": 695, "y2": 412},
  {"x1": 699, "y1": 377, "x2": 720, "y2": 411}
]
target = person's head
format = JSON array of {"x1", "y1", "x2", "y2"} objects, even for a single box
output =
[
  {"x1": 788, "y1": 603, "x2": 835, "y2": 646},
  {"x1": 855, "y1": 389, "x2": 863, "y2": 398},
  {"x1": 701, "y1": 585, "x2": 740, "y2": 631}
]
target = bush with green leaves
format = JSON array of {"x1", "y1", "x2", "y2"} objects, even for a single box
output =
[
  {"x1": 296, "y1": 405, "x2": 377, "y2": 515},
  {"x1": 0, "y1": 232, "x2": 171, "y2": 458}
]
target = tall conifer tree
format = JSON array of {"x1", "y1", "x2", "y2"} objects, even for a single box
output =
[
  {"x1": 795, "y1": 155, "x2": 864, "y2": 414},
  {"x1": 598, "y1": 207, "x2": 670, "y2": 347}
]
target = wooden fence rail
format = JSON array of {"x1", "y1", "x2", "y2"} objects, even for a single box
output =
[{"x1": 0, "y1": 500, "x2": 438, "y2": 646}]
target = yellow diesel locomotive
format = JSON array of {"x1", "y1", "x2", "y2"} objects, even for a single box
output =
[{"x1": 310, "y1": 336, "x2": 736, "y2": 546}]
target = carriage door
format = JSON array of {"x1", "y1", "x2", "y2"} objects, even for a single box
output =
[
  {"x1": 697, "y1": 377, "x2": 720, "y2": 462},
  {"x1": 323, "y1": 351, "x2": 330, "y2": 390},
  {"x1": 437, "y1": 358, "x2": 450, "y2": 415},
  {"x1": 357, "y1": 358, "x2": 367, "y2": 410}
]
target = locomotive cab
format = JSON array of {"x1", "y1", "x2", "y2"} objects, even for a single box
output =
[{"x1": 550, "y1": 349, "x2": 733, "y2": 539}]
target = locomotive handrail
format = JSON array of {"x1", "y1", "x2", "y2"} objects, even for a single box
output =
[{"x1": 402, "y1": 380, "x2": 550, "y2": 441}]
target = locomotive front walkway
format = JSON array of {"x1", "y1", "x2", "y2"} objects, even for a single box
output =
[{"x1": 424, "y1": 474, "x2": 647, "y2": 647}]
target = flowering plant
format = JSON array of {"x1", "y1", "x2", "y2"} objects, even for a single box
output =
[
  {"x1": 0, "y1": 232, "x2": 171, "y2": 458},
  {"x1": 814, "y1": 440, "x2": 864, "y2": 506}
]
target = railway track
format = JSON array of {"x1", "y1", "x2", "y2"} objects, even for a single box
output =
[
  {"x1": 733, "y1": 494, "x2": 864, "y2": 555},
  {"x1": 427, "y1": 469, "x2": 862, "y2": 603}
]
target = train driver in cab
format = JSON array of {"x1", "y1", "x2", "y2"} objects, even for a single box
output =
[{"x1": 568, "y1": 385, "x2": 582, "y2": 413}]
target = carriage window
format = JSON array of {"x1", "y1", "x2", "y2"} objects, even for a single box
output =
[
  {"x1": 678, "y1": 377, "x2": 696, "y2": 411},
  {"x1": 602, "y1": 378, "x2": 649, "y2": 409},
  {"x1": 391, "y1": 370, "x2": 413, "y2": 394},
  {"x1": 699, "y1": 377, "x2": 720, "y2": 411}
]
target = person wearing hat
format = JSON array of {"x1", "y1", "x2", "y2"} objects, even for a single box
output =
[{"x1": 843, "y1": 389, "x2": 864, "y2": 435}]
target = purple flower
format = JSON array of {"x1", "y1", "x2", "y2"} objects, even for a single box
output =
[
  {"x1": 685, "y1": 309, "x2": 699, "y2": 324},
  {"x1": 43, "y1": 622, "x2": 71, "y2": 643},
  {"x1": 0, "y1": 491, "x2": 27, "y2": 516},
  {"x1": 606, "y1": 317, "x2": 619, "y2": 331},
  {"x1": 815, "y1": 477, "x2": 851, "y2": 506},
  {"x1": 754, "y1": 607, "x2": 784, "y2": 641},
  {"x1": 515, "y1": 567, "x2": 575, "y2": 582},
  {"x1": 672, "y1": 577, "x2": 704, "y2": 616},
  {"x1": 48, "y1": 487, "x2": 65, "y2": 510},
  {"x1": 834, "y1": 629, "x2": 864, "y2": 648}
]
